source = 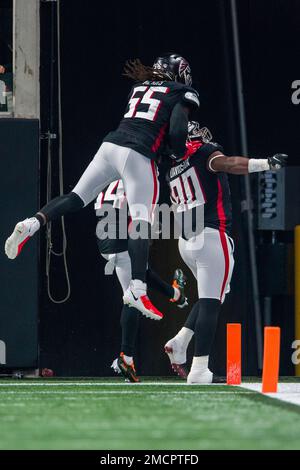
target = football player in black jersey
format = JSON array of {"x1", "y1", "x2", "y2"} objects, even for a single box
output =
[
  {"x1": 5, "y1": 54, "x2": 199, "y2": 322},
  {"x1": 95, "y1": 180, "x2": 188, "y2": 382},
  {"x1": 164, "y1": 121, "x2": 287, "y2": 384}
]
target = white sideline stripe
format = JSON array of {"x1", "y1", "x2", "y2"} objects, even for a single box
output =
[
  {"x1": 0, "y1": 390, "x2": 253, "y2": 395},
  {"x1": 0, "y1": 382, "x2": 225, "y2": 387},
  {"x1": 240, "y1": 382, "x2": 300, "y2": 406}
]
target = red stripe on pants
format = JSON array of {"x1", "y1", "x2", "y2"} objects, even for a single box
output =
[
  {"x1": 150, "y1": 160, "x2": 158, "y2": 219},
  {"x1": 217, "y1": 179, "x2": 226, "y2": 232},
  {"x1": 219, "y1": 230, "x2": 230, "y2": 301}
]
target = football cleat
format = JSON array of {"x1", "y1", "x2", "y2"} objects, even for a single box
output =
[
  {"x1": 164, "y1": 336, "x2": 187, "y2": 378},
  {"x1": 170, "y1": 268, "x2": 188, "y2": 309},
  {"x1": 187, "y1": 368, "x2": 213, "y2": 385},
  {"x1": 123, "y1": 280, "x2": 163, "y2": 320},
  {"x1": 171, "y1": 362, "x2": 188, "y2": 379},
  {"x1": 5, "y1": 218, "x2": 40, "y2": 260},
  {"x1": 111, "y1": 353, "x2": 140, "y2": 383}
]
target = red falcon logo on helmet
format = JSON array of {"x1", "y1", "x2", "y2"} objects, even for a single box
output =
[{"x1": 179, "y1": 59, "x2": 192, "y2": 86}]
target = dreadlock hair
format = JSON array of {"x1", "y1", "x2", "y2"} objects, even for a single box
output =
[{"x1": 123, "y1": 58, "x2": 167, "y2": 82}]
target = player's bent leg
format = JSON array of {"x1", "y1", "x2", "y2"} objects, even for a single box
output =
[
  {"x1": 124, "y1": 220, "x2": 163, "y2": 320},
  {"x1": 120, "y1": 305, "x2": 140, "y2": 357},
  {"x1": 72, "y1": 142, "x2": 121, "y2": 207},
  {"x1": 38, "y1": 192, "x2": 84, "y2": 223},
  {"x1": 102, "y1": 252, "x2": 140, "y2": 382},
  {"x1": 127, "y1": 220, "x2": 151, "y2": 282},
  {"x1": 113, "y1": 251, "x2": 132, "y2": 294},
  {"x1": 164, "y1": 301, "x2": 199, "y2": 378},
  {"x1": 121, "y1": 149, "x2": 163, "y2": 320},
  {"x1": 5, "y1": 141, "x2": 119, "y2": 260},
  {"x1": 187, "y1": 298, "x2": 221, "y2": 385},
  {"x1": 164, "y1": 237, "x2": 200, "y2": 376},
  {"x1": 4, "y1": 192, "x2": 84, "y2": 260},
  {"x1": 177, "y1": 228, "x2": 234, "y2": 383},
  {"x1": 146, "y1": 267, "x2": 188, "y2": 308},
  {"x1": 5, "y1": 217, "x2": 41, "y2": 259},
  {"x1": 111, "y1": 306, "x2": 141, "y2": 383}
]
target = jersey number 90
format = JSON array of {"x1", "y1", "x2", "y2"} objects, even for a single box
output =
[{"x1": 170, "y1": 168, "x2": 206, "y2": 209}]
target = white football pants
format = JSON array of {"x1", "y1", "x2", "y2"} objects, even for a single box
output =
[
  {"x1": 101, "y1": 251, "x2": 131, "y2": 294},
  {"x1": 178, "y1": 227, "x2": 235, "y2": 303},
  {"x1": 73, "y1": 142, "x2": 159, "y2": 223}
]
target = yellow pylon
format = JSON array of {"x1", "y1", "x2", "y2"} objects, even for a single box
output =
[{"x1": 295, "y1": 226, "x2": 300, "y2": 376}]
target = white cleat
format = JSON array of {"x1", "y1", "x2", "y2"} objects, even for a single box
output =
[
  {"x1": 111, "y1": 358, "x2": 121, "y2": 374},
  {"x1": 187, "y1": 368, "x2": 213, "y2": 385},
  {"x1": 164, "y1": 337, "x2": 188, "y2": 378},
  {"x1": 123, "y1": 280, "x2": 163, "y2": 321},
  {"x1": 5, "y1": 218, "x2": 40, "y2": 260},
  {"x1": 164, "y1": 337, "x2": 187, "y2": 364}
]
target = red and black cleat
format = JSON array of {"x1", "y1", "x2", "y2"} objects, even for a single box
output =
[{"x1": 115, "y1": 353, "x2": 141, "y2": 383}]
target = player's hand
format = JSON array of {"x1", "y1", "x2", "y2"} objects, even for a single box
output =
[{"x1": 268, "y1": 153, "x2": 288, "y2": 170}]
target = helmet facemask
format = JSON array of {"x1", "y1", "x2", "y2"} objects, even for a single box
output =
[
  {"x1": 152, "y1": 59, "x2": 174, "y2": 80},
  {"x1": 187, "y1": 121, "x2": 213, "y2": 143},
  {"x1": 178, "y1": 59, "x2": 192, "y2": 86}
]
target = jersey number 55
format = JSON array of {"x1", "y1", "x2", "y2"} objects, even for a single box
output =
[{"x1": 124, "y1": 86, "x2": 169, "y2": 122}]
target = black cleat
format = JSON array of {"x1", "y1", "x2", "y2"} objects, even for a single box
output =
[
  {"x1": 171, "y1": 268, "x2": 188, "y2": 309},
  {"x1": 114, "y1": 353, "x2": 140, "y2": 383}
]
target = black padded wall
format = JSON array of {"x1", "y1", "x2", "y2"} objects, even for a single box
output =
[{"x1": 0, "y1": 119, "x2": 39, "y2": 368}]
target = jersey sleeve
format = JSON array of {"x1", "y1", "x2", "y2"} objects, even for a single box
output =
[
  {"x1": 193, "y1": 142, "x2": 224, "y2": 161},
  {"x1": 181, "y1": 87, "x2": 200, "y2": 109}
]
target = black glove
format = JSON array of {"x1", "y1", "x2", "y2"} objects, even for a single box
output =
[{"x1": 268, "y1": 153, "x2": 288, "y2": 170}]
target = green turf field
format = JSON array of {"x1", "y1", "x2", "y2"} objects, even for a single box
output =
[{"x1": 0, "y1": 379, "x2": 300, "y2": 450}]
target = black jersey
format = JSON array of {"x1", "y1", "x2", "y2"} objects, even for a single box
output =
[
  {"x1": 104, "y1": 81, "x2": 199, "y2": 160},
  {"x1": 95, "y1": 180, "x2": 129, "y2": 254},
  {"x1": 167, "y1": 140, "x2": 232, "y2": 234}
]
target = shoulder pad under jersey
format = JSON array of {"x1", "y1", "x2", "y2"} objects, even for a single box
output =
[{"x1": 182, "y1": 86, "x2": 200, "y2": 108}]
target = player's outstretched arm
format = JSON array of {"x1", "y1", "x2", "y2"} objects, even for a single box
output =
[{"x1": 208, "y1": 151, "x2": 288, "y2": 175}]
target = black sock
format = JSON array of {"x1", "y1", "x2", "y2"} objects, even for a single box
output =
[
  {"x1": 194, "y1": 299, "x2": 221, "y2": 356},
  {"x1": 128, "y1": 220, "x2": 150, "y2": 282},
  {"x1": 146, "y1": 266, "x2": 174, "y2": 299},
  {"x1": 36, "y1": 192, "x2": 84, "y2": 224},
  {"x1": 34, "y1": 213, "x2": 46, "y2": 227},
  {"x1": 184, "y1": 302, "x2": 201, "y2": 331},
  {"x1": 120, "y1": 305, "x2": 140, "y2": 356}
]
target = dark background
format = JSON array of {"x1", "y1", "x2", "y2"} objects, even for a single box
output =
[
  {"x1": 37, "y1": 0, "x2": 300, "y2": 376},
  {"x1": 0, "y1": 120, "x2": 39, "y2": 368}
]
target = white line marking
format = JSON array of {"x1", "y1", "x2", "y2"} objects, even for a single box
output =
[
  {"x1": 0, "y1": 390, "x2": 253, "y2": 395},
  {"x1": 240, "y1": 382, "x2": 300, "y2": 406},
  {"x1": 0, "y1": 382, "x2": 225, "y2": 387}
]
